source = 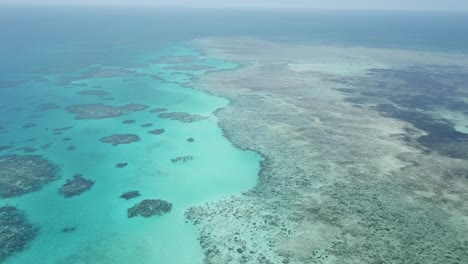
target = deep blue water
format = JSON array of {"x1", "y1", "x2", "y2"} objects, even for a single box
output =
[{"x1": 1, "y1": 7, "x2": 468, "y2": 80}]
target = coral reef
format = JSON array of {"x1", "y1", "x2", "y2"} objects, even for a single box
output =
[
  {"x1": 66, "y1": 103, "x2": 148, "y2": 119},
  {"x1": 187, "y1": 138, "x2": 195, "y2": 142},
  {"x1": 187, "y1": 38, "x2": 468, "y2": 264},
  {"x1": 36, "y1": 102, "x2": 61, "y2": 111},
  {"x1": 76, "y1": 89, "x2": 109, "y2": 97},
  {"x1": 127, "y1": 199, "x2": 172, "y2": 218},
  {"x1": 100, "y1": 134, "x2": 140, "y2": 146},
  {"x1": 120, "y1": 191, "x2": 141, "y2": 200},
  {"x1": 140, "y1": 123, "x2": 153, "y2": 127},
  {"x1": 149, "y1": 108, "x2": 168, "y2": 113},
  {"x1": 151, "y1": 55, "x2": 195, "y2": 64},
  {"x1": 40, "y1": 143, "x2": 53, "y2": 150},
  {"x1": 116, "y1": 163, "x2": 128, "y2": 168},
  {"x1": 67, "y1": 146, "x2": 77, "y2": 151},
  {"x1": 0, "y1": 145, "x2": 13, "y2": 152},
  {"x1": 148, "y1": 129, "x2": 165, "y2": 135},
  {"x1": 22, "y1": 123, "x2": 36, "y2": 129},
  {"x1": 59, "y1": 174, "x2": 95, "y2": 198},
  {"x1": 18, "y1": 147, "x2": 37, "y2": 153},
  {"x1": 52, "y1": 126, "x2": 73, "y2": 132},
  {"x1": 123, "y1": 119, "x2": 136, "y2": 124},
  {"x1": 0, "y1": 206, "x2": 38, "y2": 263},
  {"x1": 158, "y1": 112, "x2": 208, "y2": 123},
  {"x1": 61, "y1": 226, "x2": 77, "y2": 233},
  {"x1": 0, "y1": 155, "x2": 60, "y2": 198},
  {"x1": 171, "y1": 155, "x2": 193, "y2": 163},
  {"x1": 167, "y1": 65, "x2": 215, "y2": 71}
]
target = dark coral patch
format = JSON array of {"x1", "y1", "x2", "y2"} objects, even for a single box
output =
[
  {"x1": 0, "y1": 155, "x2": 60, "y2": 198},
  {"x1": 19, "y1": 147, "x2": 37, "y2": 153},
  {"x1": 59, "y1": 174, "x2": 95, "y2": 198},
  {"x1": 67, "y1": 146, "x2": 77, "y2": 151},
  {"x1": 149, "y1": 129, "x2": 165, "y2": 135},
  {"x1": 123, "y1": 119, "x2": 136, "y2": 124},
  {"x1": 149, "y1": 108, "x2": 168, "y2": 113},
  {"x1": 116, "y1": 163, "x2": 128, "y2": 168},
  {"x1": 166, "y1": 65, "x2": 215, "y2": 71},
  {"x1": 375, "y1": 104, "x2": 468, "y2": 159},
  {"x1": 76, "y1": 89, "x2": 109, "y2": 97},
  {"x1": 158, "y1": 112, "x2": 208, "y2": 123},
  {"x1": 100, "y1": 134, "x2": 140, "y2": 146},
  {"x1": 187, "y1": 138, "x2": 195, "y2": 142},
  {"x1": 0, "y1": 145, "x2": 13, "y2": 152},
  {"x1": 22, "y1": 123, "x2": 36, "y2": 129},
  {"x1": 66, "y1": 103, "x2": 148, "y2": 119},
  {"x1": 120, "y1": 191, "x2": 141, "y2": 200},
  {"x1": 171, "y1": 155, "x2": 193, "y2": 163},
  {"x1": 0, "y1": 206, "x2": 38, "y2": 263},
  {"x1": 53, "y1": 126, "x2": 73, "y2": 132},
  {"x1": 61, "y1": 226, "x2": 77, "y2": 233},
  {"x1": 36, "y1": 103, "x2": 61, "y2": 112},
  {"x1": 127, "y1": 199, "x2": 172, "y2": 218},
  {"x1": 40, "y1": 143, "x2": 53, "y2": 150},
  {"x1": 140, "y1": 123, "x2": 153, "y2": 128}
]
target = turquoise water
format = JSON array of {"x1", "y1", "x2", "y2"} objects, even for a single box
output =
[
  {"x1": 0, "y1": 44, "x2": 261, "y2": 264},
  {"x1": 1, "y1": 7, "x2": 468, "y2": 264}
]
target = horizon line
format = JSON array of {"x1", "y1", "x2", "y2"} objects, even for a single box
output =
[{"x1": 1, "y1": 3, "x2": 468, "y2": 13}]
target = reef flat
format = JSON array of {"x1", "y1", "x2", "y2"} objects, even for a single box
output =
[
  {"x1": 0, "y1": 155, "x2": 59, "y2": 198},
  {"x1": 127, "y1": 199, "x2": 173, "y2": 218},
  {"x1": 66, "y1": 103, "x2": 148, "y2": 119},
  {"x1": 0, "y1": 206, "x2": 38, "y2": 263},
  {"x1": 188, "y1": 38, "x2": 468, "y2": 264}
]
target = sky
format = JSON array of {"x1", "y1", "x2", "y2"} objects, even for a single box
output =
[{"x1": 1, "y1": 0, "x2": 468, "y2": 11}]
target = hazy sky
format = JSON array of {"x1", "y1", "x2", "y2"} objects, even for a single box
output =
[{"x1": 1, "y1": 0, "x2": 468, "y2": 11}]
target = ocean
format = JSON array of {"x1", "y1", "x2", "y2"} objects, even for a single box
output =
[{"x1": 1, "y1": 7, "x2": 467, "y2": 264}]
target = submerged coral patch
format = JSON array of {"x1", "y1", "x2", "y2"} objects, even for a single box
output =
[
  {"x1": 66, "y1": 103, "x2": 148, "y2": 119},
  {"x1": 127, "y1": 199, "x2": 172, "y2": 218},
  {"x1": 122, "y1": 119, "x2": 136, "y2": 124},
  {"x1": 0, "y1": 206, "x2": 38, "y2": 263},
  {"x1": 67, "y1": 146, "x2": 77, "y2": 151},
  {"x1": 59, "y1": 174, "x2": 95, "y2": 198},
  {"x1": 0, "y1": 145, "x2": 13, "y2": 152},
  {"x1": 140, "y1": 123, "x2": 153, "y2": 128},
  {"x1": 36, "y1": 102, "x2": 61, "y2": 112},
  {"x1": 22, "y1": 123, "x2": 36, "y2": 129},
  {"x1": 76, "y1": 89, "x2": 109, "y2": 97},
  {"x1": 171, "y1": 155, "x2": 193, "y2": 163},
  {"x1": 18, "y1": 147, "x2": 37, "y2": 153},
  {"x1": 116, "y1": 162, "x2": 128, "y2": 168},
  {"x1": 158, "y1": 112, "x2": 208, "y2": 123},
  {"x1": 151, "y1": 55, "x2": 195, "y2": 64},
  {"x1": 0, "y1": 155, "x2": 60, "y2": 198},
  {"x1": 60, "y1": 226, "x2": 77, "y2": 233},
  {"x1": 120, "y1": 191, "x2": 141, "y2": 200},
  {"x1": 166, "y1": 65, "x2": 215, "y2": 71},
  {"x1": 52, "y1": 126, "x2": 73, "y2": 132},
  {"x1": 149, "y1": 108, "x2": 167, "y2": 113},
  {"x1": 148, "y1": 129, "x2": 165, "y2": 135},
  {"x1": 100, "y1": 134, "x2": 140, "y2": 146}
]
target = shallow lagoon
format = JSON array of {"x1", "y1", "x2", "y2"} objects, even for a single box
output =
[{"x1": 0, "y1": 44, "x2": 261, "y2": 264}]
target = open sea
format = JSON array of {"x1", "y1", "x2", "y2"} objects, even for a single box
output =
[{"x1": 0, "y1": 7, "x2": 467, "y2": 264}]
